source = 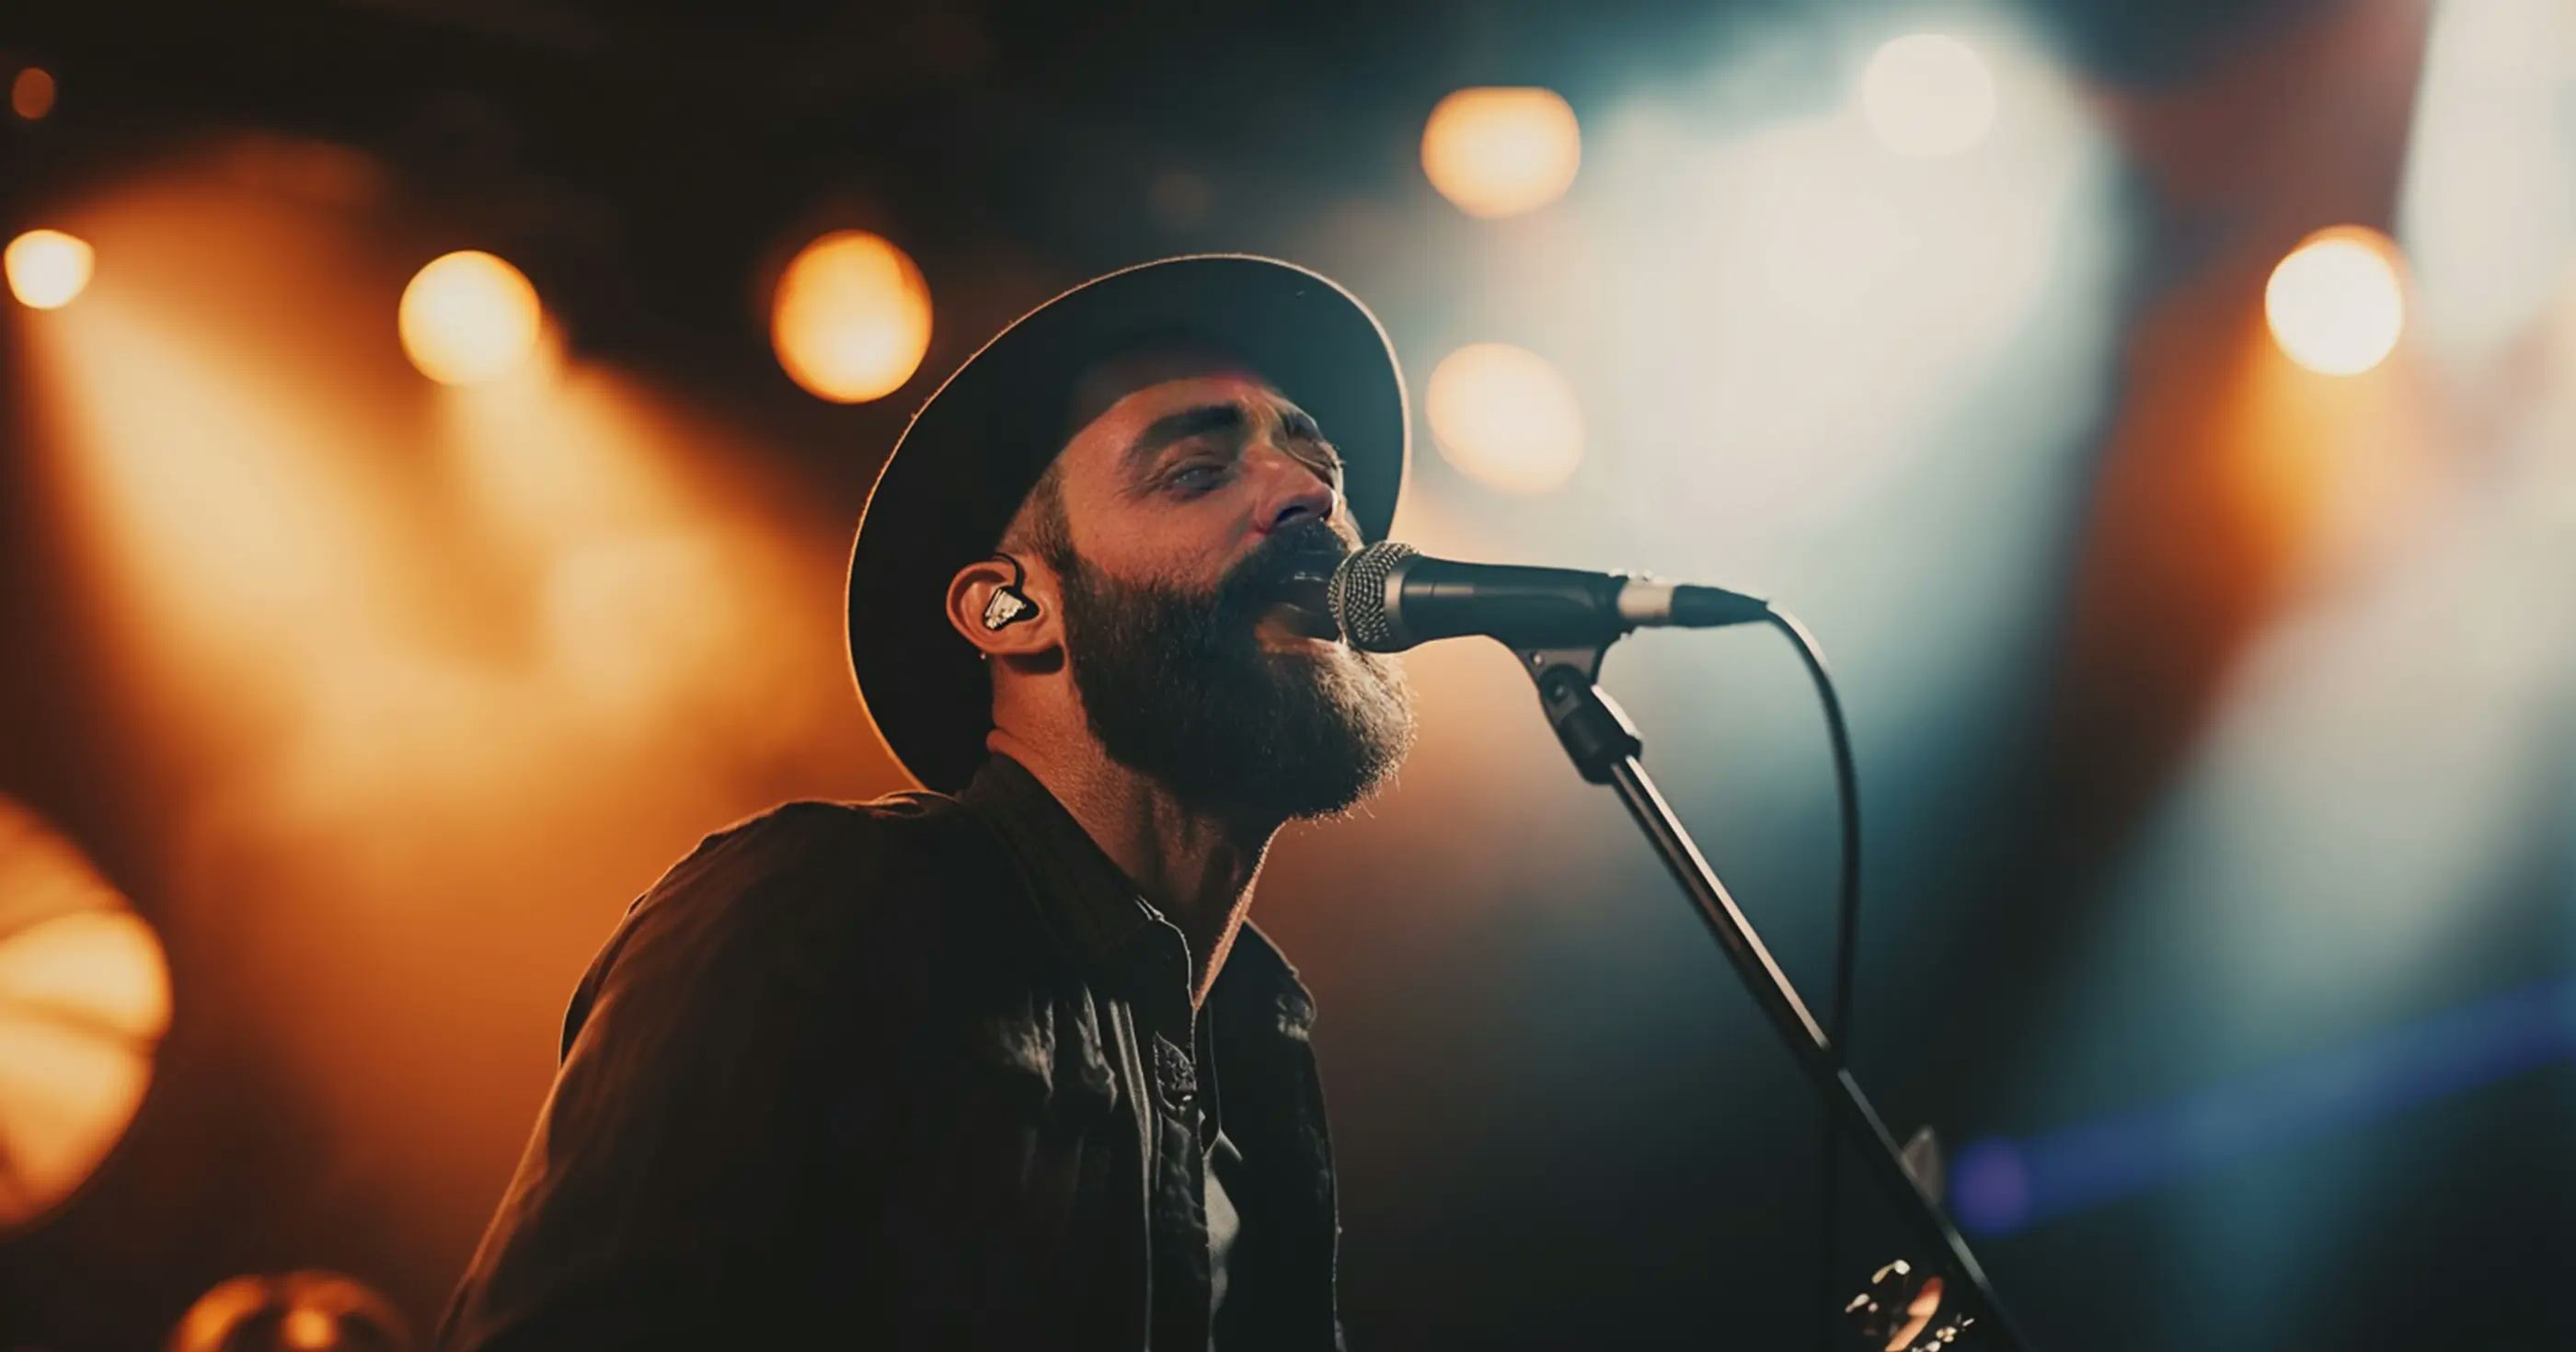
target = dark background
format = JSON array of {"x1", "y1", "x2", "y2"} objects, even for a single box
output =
[{"x1": 5, "y1": 0, "x2": 2571, "y2": 1347}]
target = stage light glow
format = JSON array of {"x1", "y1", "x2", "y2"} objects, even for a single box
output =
[
  {"x1": 1859, "y1": 34, "x2": 1998, "y2": 159},
  {"x1": 1953, "y1": 976, "x2": 2576, "y2": 1236},
  {"x1": 11, "y1": 66, "x2": 55, "y2": 120},
  {"x1": 1593, "y1": 42, "x2": 2115, "y2": 538},
  {"x1": 0, "y1": 800, "x2": 172, "y2": 1234},
  {"x1": 1424, "y1": 343, "x2": 1584, "y2": 493},
  {"x1": 6, "y1": 229, "x2": 94, "y2": 309},
  {"x1": 1420, "y1": 87, "x2": 1581, "y2": 219},
  {"x1": 281, "y1": 1308, "x2": 335, "y2": 1350},
  {"x1": 170, "y1": 1271, "x2": 408, "y2": 1352},
  {"x1": 2395, "y1": 0, "x2": 2576, "y2": 372},
  {"x1": 770, "y1": 230, "x2": 934, "y2": 404},
  {"x1": 19, "y1": 157, "x2": 882, "y2": 1261},
  {"x1": 2265, "y1": 227, "x2": 2405, "y2": 375},
  {"x1": 398, "y1": 250, "x2": 542, "y2": 385}
]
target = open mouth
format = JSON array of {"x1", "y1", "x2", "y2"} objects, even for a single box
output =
[{"x1": 1263, "y1": 571, "x2": 1341, "y2": 642}]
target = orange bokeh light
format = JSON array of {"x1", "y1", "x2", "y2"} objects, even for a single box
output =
[
  {"x1": 1420, "y1": 87, "x2": 1581, "y2": 219},
  {"x1": 0, "y1": 800, "x2": 172, "y2": 1233},
  {"x1": 6, "y1": 229, "x2": 95, "y2": 310},
  {"x1": 398, "y1": 249, "x2": 543, "y2": 385},
  {"x1": 770, "y1": 230, "x2": 934, "y2": 403},
  {"x1": 280, "y1": 1307, "x2": 336, "y2": 1349},
  {"x1": 1424, "y1": 342, "x2": 1585, "y2": 493},
  {"x1": 10, "y1": 66, "x2": 54, "y2": 120},
  {"x1": 170, "y1": 1271, "x2": 408, "y2": 1352}
]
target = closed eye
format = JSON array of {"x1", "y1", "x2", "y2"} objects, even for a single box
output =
[{"x1": 1164, "y1": 460, "x2": 1232, "y2": 494}]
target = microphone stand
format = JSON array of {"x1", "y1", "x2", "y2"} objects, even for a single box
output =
[{"x1": 1513, "y1": 642, "x2": 2032, "y2": 1352}]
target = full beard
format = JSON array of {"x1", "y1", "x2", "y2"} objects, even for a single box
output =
[{"x1": 1053, "y1": 523, "x2": 1417, "y2": 822}]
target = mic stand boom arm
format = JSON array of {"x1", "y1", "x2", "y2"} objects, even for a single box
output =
[{"x1": 1514, "y1": 642, "x2": 2031, "y2": 1352}]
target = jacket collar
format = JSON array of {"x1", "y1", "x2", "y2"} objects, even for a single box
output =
[{"x1": 957, "y1": 754, "x2": 1317, "y2": 1040}]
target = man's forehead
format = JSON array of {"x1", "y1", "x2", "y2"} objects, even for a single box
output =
[
  {"x1": 1104, "y1": 372, "x2": 1284, "y2": 423},
  {"x1": 1061, "y1": 372, "x2": 1304, "y2": 464},
  {"x1": 1063, "y1": 340, "x2": 1271, "y2": 432}
]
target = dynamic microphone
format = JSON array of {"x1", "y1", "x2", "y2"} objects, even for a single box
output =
[{"x1": 1326, "y1": 541, "x2": 1773, "y2": 653}]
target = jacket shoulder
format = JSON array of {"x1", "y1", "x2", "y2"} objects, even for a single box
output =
[
  {"x1": 559, "y1": 791, "x2": 1011, "y2": 1056},
  {"x1": 677, "y1": 788, "x2": 964, "y2": 863},
  {"x1": 647, "y1": 790, "x2": 994, "y2": 916}
]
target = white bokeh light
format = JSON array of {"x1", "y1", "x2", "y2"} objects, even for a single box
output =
[
  {"x1": 2265, "y1": 227, "x2": 2407, "y2": 377},
  {"x1": 6, "y1": 229, "x2": 94, "y2": 310},
  {"x1": 1859, "y1": 33, "x2": 1999, "y2": 159}
]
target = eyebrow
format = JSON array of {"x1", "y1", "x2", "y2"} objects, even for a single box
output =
[
  {"x1": 1277, "y1": 407, "x2": 1334, "y2": 457},
  {"x1": 1122, "y1": 403, "x2": 1247, "y2": 478}
]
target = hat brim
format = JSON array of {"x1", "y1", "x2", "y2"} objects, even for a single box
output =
[{"x1": 845, "y1": 254, "x2": 1410, "y2": 792}]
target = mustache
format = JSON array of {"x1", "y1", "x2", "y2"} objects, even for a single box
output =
[{"x1": 1213, "y1": 521, "x2": 1355, "y2": 613}]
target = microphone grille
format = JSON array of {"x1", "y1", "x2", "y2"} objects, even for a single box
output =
[{"x1": 1328, "y1": 540, "x2": 1418, "y2": 652}]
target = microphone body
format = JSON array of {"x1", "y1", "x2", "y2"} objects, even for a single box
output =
[{"x1": 1328, "y1": 542, "x2": 1771, "y2": 653}]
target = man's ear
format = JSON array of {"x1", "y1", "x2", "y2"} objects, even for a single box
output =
[{"x1": 946, "y1": 553, "x2": 1061, "y2": 659}]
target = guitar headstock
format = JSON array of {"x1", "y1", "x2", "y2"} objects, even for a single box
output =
[
  {"x1": 1845, "y1": 1127, "x2": 1982, "y2": 1349},
  {"x1": 1846, "y1": 1258, "x2": 1977, "y2": 1350}
]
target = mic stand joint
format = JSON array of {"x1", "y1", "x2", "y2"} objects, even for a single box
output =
[{"x1": 1518, "y1": 645, "x2": 1640, "y2": 784}]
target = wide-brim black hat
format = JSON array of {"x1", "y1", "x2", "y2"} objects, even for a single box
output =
[{"x1": 845, "y1": 254, "x2": 1410, "y2": 792}]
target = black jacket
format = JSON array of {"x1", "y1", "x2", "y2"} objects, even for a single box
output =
[{"x1": 440, "y1": 756, "x2": 1343, "y2": 1350}]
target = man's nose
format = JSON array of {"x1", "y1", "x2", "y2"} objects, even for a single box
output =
[{"x1": 1248, "y1": 445, "x2": 1340, "y2": 533}]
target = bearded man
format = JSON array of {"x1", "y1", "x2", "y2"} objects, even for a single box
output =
[{"x1": 441, "y1": 256, "x2": 1418, "y2": 1351}]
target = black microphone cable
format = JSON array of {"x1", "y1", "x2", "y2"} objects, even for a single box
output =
[
  {"x1": 1334, "y1": 543, "x2": 1873, "y2": 1340},
  {"x1": 1759, "y1": 609, "x2": 1863, "y2": 1352}
]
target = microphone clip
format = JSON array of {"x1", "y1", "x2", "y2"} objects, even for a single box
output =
[{"x1": 1512, "y1": 643, "x2": 1642, "y2": 785}]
